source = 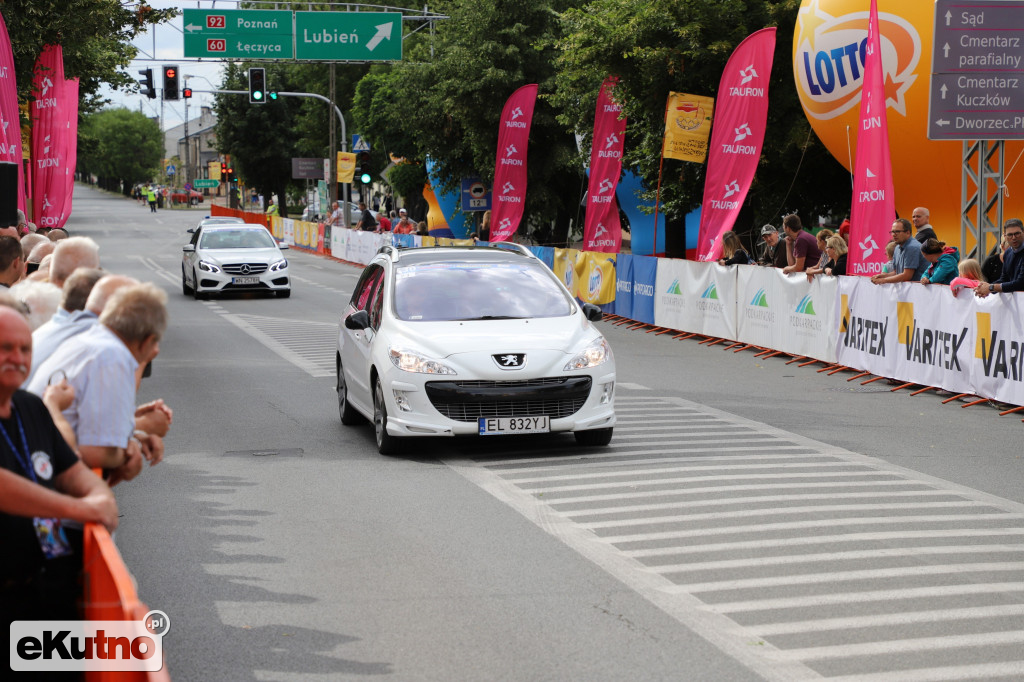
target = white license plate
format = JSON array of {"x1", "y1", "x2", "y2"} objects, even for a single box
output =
[
  {"x1": 232, "y1": 276, "x2": 260, "y2": 285},
  {"x1": 478, "y1": 416, "x2": 550, "y2": 435}
]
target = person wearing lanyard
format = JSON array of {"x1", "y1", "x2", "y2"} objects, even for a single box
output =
[{"x1": 0, "y1": 303, "x2": 117, "y2": 629}]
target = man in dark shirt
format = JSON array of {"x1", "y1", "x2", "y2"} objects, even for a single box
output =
[
  {"x1": 758, "y1": 225, "x2": 788, "y2": 268},
  {"x1": 782, "y1": 214, "x2": 821, "y2": 274},
  {"x1": 911, "y1": 206, "x2": 937, "y2": 243},
  {"x1": 0, "y1": 302, "x2": 117, "y2": 628},
  {"x1": 355, "y1": 202, "x2": 377, "y2": 232},
  {"x1": 976, "y1": 218, "x2": 1024, "y2": 297}
]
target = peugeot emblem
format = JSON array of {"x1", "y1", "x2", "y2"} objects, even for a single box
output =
[{"x1": 493, "y1": 353, "x2": 526, "y2": 369}]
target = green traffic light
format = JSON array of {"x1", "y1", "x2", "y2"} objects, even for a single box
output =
[
  {"x1": 360, "y1": 173, "x2": 371, "y2": 184},
  {"x1": 253, "y1": 91, "x2": 263, "y2": 100},
  {"x1": 269, "y1": 92, "x2": 278, "y2": 100}
]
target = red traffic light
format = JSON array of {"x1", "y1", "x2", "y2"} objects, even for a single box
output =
[
  {"x1": 164, "y1": 67, "x2": 176, "y2": 78},
  {"x1": 182, "y1": 87, "x2": 193, "y2": 99}
]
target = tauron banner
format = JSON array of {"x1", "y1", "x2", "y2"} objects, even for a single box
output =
[
  {"x1": 0, "y1": 13, "x2": 25, "y2": 213},
  {"x1": 662, "y1": 92, "x2": 714, "y2": 163},
  {"x1": 489, "y1": 84, "x2": 538, "y2": 243},
  {"x1": 847, "y1": 0, "x2": 896, "y2": 276},
  {"x1": 696, "y1": 27, "x2": 777, "y2": 262},
  {"x1": 584, "y1": 77, "x2": 625, "y2": 253},
  {"x1": 31, "y1": 45, "x2": 79, "y2": 228}
]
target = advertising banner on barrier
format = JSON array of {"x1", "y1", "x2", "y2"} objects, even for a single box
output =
[
  {"x1": 281, "y1": 218, "x2": 295, "y2": 246},
  {"x1": 631, "y1": 255, "x2": 658, "y2": 325},
  {"x1": 331, "y1": 225, "x2": 348, "y2": 259},
  {"x1": 971, "y1": 293, "x2": 1024, "y2": 406},
  {"x1": 775, "y1": 271, "x2": 838, "y2": 362},
  {"x1": 613, "y1": 254, "x2": 635, "y2": 318},
  {"x1": 736, "y1": 265, "x2": 779, "y2": 349},
  {"x1": 574, "y1": 252, "x2": 617, "y2": 305},
  {"x1": 836, "y1": 277, "x2": 898, "y2": 378},
  {"x1": 654, "y1": 260, "x2": 737, "y2": 338},
  {"x1": 893, "y1": 284, "x2": 975, "y2": 395},
  {"x1": 553, "y1": 248, "x2": 579, "y2": 297}
]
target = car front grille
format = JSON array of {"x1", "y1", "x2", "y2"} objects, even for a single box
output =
[
  {"x1": 425, "y1": 376, "x2": 592, "y2": 422},
  {"x1": 222, "y1": 263, "x2": 268, "y2": 275}
]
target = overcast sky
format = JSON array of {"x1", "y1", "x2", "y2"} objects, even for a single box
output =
[{"x1": 100, "y1": 2, "x2": 227, "y2": 130}]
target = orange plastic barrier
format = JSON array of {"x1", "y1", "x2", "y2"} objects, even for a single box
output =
[
  {"x1": 209, "y1": 203, "x2": 267, "y2": 228},
  {"x1": 82, "y1": 523, "x2": 171, "y2": 682}
]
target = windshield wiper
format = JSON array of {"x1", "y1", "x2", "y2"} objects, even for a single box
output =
[{"x1": 461, "y1": 315, "x2": 524, "y2": 321}]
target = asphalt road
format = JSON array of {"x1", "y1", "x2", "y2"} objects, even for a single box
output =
[{"x1": 66, "y1": 184, "x2": 1023, "y2": 681}]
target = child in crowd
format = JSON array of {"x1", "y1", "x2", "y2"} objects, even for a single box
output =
[
  {"x1": 949, "y1": 258, "x2": 985, "y2": 297},
  {"x1": 880, "y1": 241, "x2": 896, "y2": 273}
]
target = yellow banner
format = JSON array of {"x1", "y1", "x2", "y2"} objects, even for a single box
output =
[
  {"x1": 574, "y1": 252, "x2": 617, "y2": 305},
  {"x1": 337, "y1": 152, "x2": 356, "y2": 183},
  {"x1": 663, "y1": 92, "x2": 714, "y2": 163},
  {"x1": 553, "y1": 248, "x2": 580, "y2": 297},
  {"x1": 209, "y1": 162, "x2": 221, "y2": 180}
]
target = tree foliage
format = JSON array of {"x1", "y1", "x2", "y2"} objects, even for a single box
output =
[
  {"x1": 1, "y1": 1, "x2": 176, "y2": 113},
  {"x1": 77, "y1": 107, "x2": 162, "y2": 192},
  {"x1": 552, "y1": 0, "x2": 849, "y2": 236}
]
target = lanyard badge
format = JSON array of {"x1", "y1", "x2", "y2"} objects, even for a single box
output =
[{"x1": 1, "y1": 408, "x2": 73, "y2": 559}]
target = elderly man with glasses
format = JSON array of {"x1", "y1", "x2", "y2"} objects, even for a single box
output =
[
  {"x1": 871, "y1": 218, "x2": 927, "y2": 285},
  {"x1": 976, "y1": 218, "x2": 1024, "y2": 297}
]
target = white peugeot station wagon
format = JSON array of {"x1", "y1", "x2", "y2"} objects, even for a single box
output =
[{"x1": 336, "y1": 244, "x2": 616, "y2": 454}]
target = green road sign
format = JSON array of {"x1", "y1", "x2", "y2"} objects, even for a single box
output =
[
  {"x1": 182, "y1": 9, "x2": 293, "y2": 59},
  {"x1": 193, "y1": 179, "x2": 220, "y2": 189},
  {"x1": 295, "y1": 12, "x2": 402, "y2": 61}
]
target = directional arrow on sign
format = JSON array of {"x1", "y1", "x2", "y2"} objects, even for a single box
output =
[
  {"x1": 940, "y1": 84, "x2": 947, "y2": 99},
  {"x1": 366, "y1": 23, "x2": 393, "y2": 52},
  {"x1": 935, "y1": 119, "x2": 950, "y2": 127},
  {"x1": 185, "y1": 23, "x2": 202, "y2": 33}
]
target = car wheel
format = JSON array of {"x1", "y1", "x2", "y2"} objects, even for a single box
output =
[
  {"x1": 337, "y1": 359, "x2": 363, "y2": 426},
  {"x1": 182, "y1": 266, "x2": 193, "y2": 295},
  {"x1": 192, "y1": 270, "x2": 205, "y2": 300},
  {"x1": 277, "y1": 289, "x2": 291, "y2": 299},
  {"x1": 574, "y1": 428, "x2": 613, "y2": 447},
  {"x1": 373, "y1": 377, "x2": 400, "y2": 455}
]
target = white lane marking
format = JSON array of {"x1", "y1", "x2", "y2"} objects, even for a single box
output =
[
  {"x1": 753, "y1": 604, "x2": 1024, "y2": 636},
  {"x1": 781, "y1": 630, "x2": 1024, "y2": 661},
  {"x1": 526, "y1": 472, "x2": 901, "y2": 496},
  {"x1": 218, "y1": 313, "x2": 335, "y2": 378},
  {"x1": 549, "y1": 480, "x2": 932, "y2": 505},
  {"x1": 826, "y1": 662, "x2": 1024, "y2": 682},
  {"x1": 616, "y1": 382, "x2": 649, "y2": 390},
  {"x1": 508, "y1": 461, "x2": 880, "y2": 485}
]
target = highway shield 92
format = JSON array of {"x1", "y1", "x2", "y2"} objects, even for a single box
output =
[{"x1": 182, "y1": 9, "x2": 294, "y2": 59}]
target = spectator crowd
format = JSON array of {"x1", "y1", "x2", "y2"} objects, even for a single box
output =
[{"x1": 0, "y1": 212, "x2": 172, "y2": 646}]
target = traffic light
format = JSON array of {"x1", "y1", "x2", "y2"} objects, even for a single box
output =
[
  {"x1": 138, "y1": 68, "x2": 155, "y2": 99},
  {"x1": 220, "y1": 162, "x2": 228, "y2": 176},
  {"x1": 248, "y1": 68, "x2": 266, "y2": 104},
  {"x1": 358, "y1": 151, "x2": 372, "y2": 185},
  {"x1": 268, "y1": 91, "x2": 278, "y2": 101},
  {"x1": 182, "y1": 87, "x2": 193, "y2": 99},
  {"x1": 162, "y1": 65, "x2": 179, "y2": 101}
]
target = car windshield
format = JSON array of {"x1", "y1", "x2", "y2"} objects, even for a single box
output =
[
  {"x1": 200, "y1": 229, "x2": 276, "y2": 249},
  {"x1": 393, "y1": 260, "x2": 574, "y2": 321}
]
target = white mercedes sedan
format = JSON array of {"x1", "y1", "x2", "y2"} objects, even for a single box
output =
[{"x1": 182, "y1": 223, "x2": 291, "y2": 299}]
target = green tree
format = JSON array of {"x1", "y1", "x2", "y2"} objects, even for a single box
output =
[
  {"x1": 1, "y1": 1, "x2": 176, "y2": 112},
  {"x1": 552, "y1": 0, "x2": 850, "y2": 241},
  {"x1": 351, "y1": 0, "x2": 588, "y2": 243},
  {"x1": 213, "y1": 62, "x2": 310, "y2": 217},
  {"x1": 77, "y1": 107, "x2": 163, "y2": 193}
]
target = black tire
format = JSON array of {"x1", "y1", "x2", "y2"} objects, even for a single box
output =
[
  {"x1": 277, "y1": 289, "x2": 291, "y2": 299},
  {"x1": 574, "y1": 428, "x2": 613, "y2": 447},
  {"x1": 182, "y1": 266, "x2": 193, "y2": 295},
  {"x1": 192, "y1": 269, "x2": 206, "y2": 300},
  {"x1": 373, "y1": 377, "x2": 400, "y2": 455},
  {"x1": 337, "y1": 359, "x2": 363, "y2": 426}
]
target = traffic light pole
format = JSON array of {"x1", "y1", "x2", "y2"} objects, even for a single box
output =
[{"x1": 197, "y1": 89, "x2": 352, "y2": 226}]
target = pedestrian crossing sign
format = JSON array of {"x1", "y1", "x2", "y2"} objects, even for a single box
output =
[{"x1": 353, "y1": 134, "x2": 371, "y2": 152}]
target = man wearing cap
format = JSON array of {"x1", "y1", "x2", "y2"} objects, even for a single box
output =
[
  {"x1": 757, "y1": 225, "x2": 788, "y2": 268},
  {"x1": 393, "y1": 209, "x2": 415, "y2": 234}
]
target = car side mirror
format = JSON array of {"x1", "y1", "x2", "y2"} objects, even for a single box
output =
[
  {"x1": 581, "y1": 303, "x2": 603, "y2": 322},
  {"x1": 345, "y1": 310, "x2": 370, "y2": 330},
  {"x1": 186, "y1": 228, "x2": 195, "y2": 234},
  {"x1": 182, "y1": 244, "x2": 195, "y2": 253},
  {"x1": 278, "y1": 242, "x2": 289, "y2": 250}
]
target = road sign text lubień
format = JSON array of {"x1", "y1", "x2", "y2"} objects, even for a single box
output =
[
  {"x1": 928, "y1": 0, "x2": 1024, "y2": 140},
  {"x1": 294, "y1": 12, "x2": 402, "y2": 61},
  {"x1": 182, "y1": 9, "x2": 293, "y2": 59},
  {"x1": 194, "y1": 179, "x2": 220, "y2": 189}
]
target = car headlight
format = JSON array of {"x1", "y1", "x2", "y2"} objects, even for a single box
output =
[
  {"x1": 197, "y1": 260, "x2": 221, "y2": 273},
  {"x1": 388, "y1": 347, "x2": 457, "y2": 375},
  {"x1": 564, "y1": 337, "x2": 612, "y2": 371},
  {"x1": 270, "y1": 258, "x2": 288, "y2": 272}
]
